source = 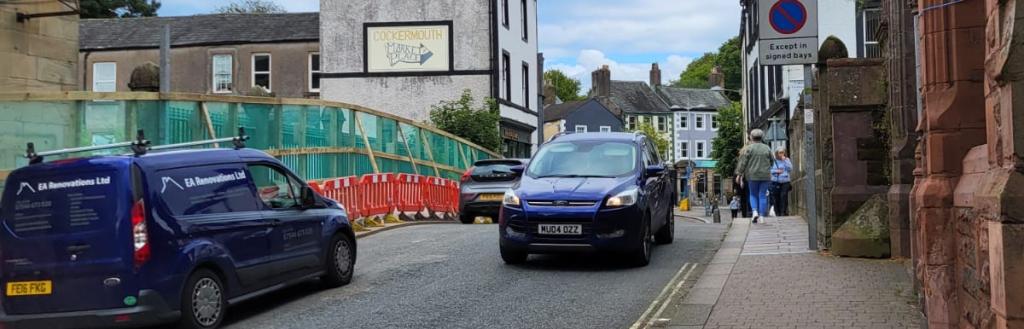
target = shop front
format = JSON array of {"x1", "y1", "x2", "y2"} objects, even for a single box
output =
[{"x1": 500, "y1": 122, "x2": 534, "y2": 159}]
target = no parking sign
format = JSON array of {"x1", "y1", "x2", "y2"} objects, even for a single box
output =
[{"x1": 758, "y1": 0, "x2": 818, "y2": 65}]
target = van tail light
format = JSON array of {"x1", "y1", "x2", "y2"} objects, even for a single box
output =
[
  {"x1": 131, "y1": 199, "x2": 150, "y2": 268},
  {"x1": 461, "y1": 167, "x2": 474, "y2": 183}
]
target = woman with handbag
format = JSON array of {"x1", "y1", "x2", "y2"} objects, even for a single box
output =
[{"x1": 770, "y1": 147, "x2": 793, "y2": 216}]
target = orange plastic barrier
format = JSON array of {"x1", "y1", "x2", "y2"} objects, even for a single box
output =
[
  {"x1": 423, "y1": 177, "x2": 459, "y2": 214},
  {"x1": 359, "y1": 173, "x2": 394, "y2": 219},
  {"x1": 320, "y1": 176, "x2": 361, "y2": 220},
  {"x1": 393, "y1": 174, "x2": 425, "y2": 213},
  {"x1": 446, "y1": 179, "x2": 460, "y2": 213},
  {"x1": 307, "y1": 180, "x2": 324, "y2": 195}
]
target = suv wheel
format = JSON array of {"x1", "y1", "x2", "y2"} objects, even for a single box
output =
[
  {"x1": 629, "y1": 218, "x2": 652, "y2": 267},
  {"x1": 459, "y1": 213, "x2": 474, "y2": 224},
  {"x1": 655, "y1": 209, "x2": 674, "y2": 245},
  {"x1": 178, "y1": 269, "x2": 225, "y2": 329},
  {"x1": 322, "y1": 234, "x2": 355, "y2": 288},
  {"x1": 500, "y1": 245, "x2": 528, "y2": 264}
]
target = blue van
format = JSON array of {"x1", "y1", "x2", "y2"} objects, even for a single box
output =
[
  {"x1": 498, "y1": 132, "x2": 675, "y2": 266},
  {"x1": 0, "y1": 132, "x2": 356, "y2": 329}
]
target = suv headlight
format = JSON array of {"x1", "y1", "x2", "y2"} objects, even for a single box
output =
[
  {"x1": 605, "y1": 187, "x2": 639, "y2": 207},
  {"x1": 502, "y1": 188, "x2": 521, "y2": 207}
]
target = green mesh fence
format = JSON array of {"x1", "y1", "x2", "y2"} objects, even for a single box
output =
[{"x1": 0, "y1": 96, "x2": 497, "y2": 197}]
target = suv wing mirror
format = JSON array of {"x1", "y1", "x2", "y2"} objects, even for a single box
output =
[
  {"x1": 300, "y1": 186, "x2": 319, "y2": 209},
  {"x1": 645, "y1": 164, "x2": 666, "y2": 176}
]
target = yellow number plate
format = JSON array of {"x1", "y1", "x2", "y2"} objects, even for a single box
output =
[
  {"x1": 477, "y1": 194, "x2": 504, "y2": 202},
  {"x1": 6, "y1": 281, "x2": 52, "y2": 296}
]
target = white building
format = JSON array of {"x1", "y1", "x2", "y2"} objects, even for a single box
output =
[{"x1": 319, "y1": 0, "x2": 540, "y2": 158}]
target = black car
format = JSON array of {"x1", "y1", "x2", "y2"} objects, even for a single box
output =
[{"x1": 458, "y1": 159, "x2": 528, "y2": 224}]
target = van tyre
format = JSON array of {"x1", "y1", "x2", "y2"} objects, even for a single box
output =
[
  {"x1": 628, "y1": 218, "x2": 652, "y2": 267},
  {"x1": 500, "y1": 245, "x2": 527, "y2": 264},
  {"x1": 178, "y1": 269, "x2": 226, "y2": 329},
  {"x1": 655, "y1": 209, "x2": 674, "y2": 245},
  {"x1": 322, "y1": 234, "x2": 355, "y2": 288}
]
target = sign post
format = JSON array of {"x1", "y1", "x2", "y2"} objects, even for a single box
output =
[{"x1": 758, "y1": 0, "x2": 818, "y2": 251}]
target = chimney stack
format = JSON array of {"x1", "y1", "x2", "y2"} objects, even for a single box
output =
[
  {"x1": 708, "y1": 65, "x2": 725, "y2": 89},
  {"x1": 650, "y1": 63, "x2": 662, "y2": 88},
  {"x1": 542, "y1": 79, "x2": 558, "y2": 106},
  {"x1": 591, "y1": 65, "x2": 611, "y2": 97}
]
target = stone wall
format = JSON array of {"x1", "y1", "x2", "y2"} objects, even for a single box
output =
[{"x1": 0, "y1": 3, "x2": 78, "y2": 91}]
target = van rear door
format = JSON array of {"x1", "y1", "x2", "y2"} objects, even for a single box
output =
[{"x1": 0, "y1": 158, "x2": 138, "y2": 314}]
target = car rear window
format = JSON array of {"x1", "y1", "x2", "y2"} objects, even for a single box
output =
[
  {"x1": 471, "y1": 161, "x2": 522, "y2": 180},
  {"x1": 3, "y1": 169, "x2": 120, "y2": 237},
  {"x1": 156, "y1": 164, "x2": 261, "y2": 216}
]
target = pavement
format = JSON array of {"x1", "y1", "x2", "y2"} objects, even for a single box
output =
[
  {"x1": 216, "y1": 219, "x2": 729, "y2": 329},
  {"x1": 651, "y1": 216, "x2": 925, "y2": 329}
]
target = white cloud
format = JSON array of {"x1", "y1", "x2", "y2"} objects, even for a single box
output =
[{"x1": 548, "y1": 50, "x2": 693, "y2": 94}]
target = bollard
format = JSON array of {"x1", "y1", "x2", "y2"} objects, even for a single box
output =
[{"x1": 713, "y1": 208, "x2": 721, "y2": 224}]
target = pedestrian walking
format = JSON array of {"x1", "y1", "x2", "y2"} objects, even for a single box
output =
[
  {"x1": 770, "y1": 147, "x2": 793, "y2": 216},
  {"x1": 734, "y1": 129, "x2": 773, "y2": 223},
  {"x1": 729, "y1": 195, "x2": 740, "y2": 218}
]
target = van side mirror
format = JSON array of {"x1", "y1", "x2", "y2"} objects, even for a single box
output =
[{"x1": 300, "y1": 186, "x2": 318, "y2": 209}]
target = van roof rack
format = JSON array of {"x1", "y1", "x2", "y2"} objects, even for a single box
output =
[{"x1": 26, "y1": 127, "x2": 250, "y2": 165}]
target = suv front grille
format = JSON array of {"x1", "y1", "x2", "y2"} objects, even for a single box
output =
[{"x1": 526, "y1": 200, "x2": 598, "y2": 207}]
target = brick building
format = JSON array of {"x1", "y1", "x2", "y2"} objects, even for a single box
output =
[{"x1": 0, "y1": 2, "x2": 78, "y2": 91}]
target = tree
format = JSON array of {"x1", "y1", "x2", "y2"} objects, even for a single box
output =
[
  {"x1": 430, "y1": 90, "x2": 502, "y2": 152},
  {"x1": 633, "y1": 122, "x2": 670, "y2": 161},
  {"x1": 543, "y1": 70, "x2": 584, "y2": 102},
  {"x1": 671, "y1": 36, "x2": 742, "y2": 101},
  {"x1": 214, "y1": 0, "x2": 286, "y2": 14},
  {"x1": 80, "y1": 0, "x2": 161, "y2": 18},
  {"x1": 673, "y1": 52, "x2": 716, "y2": 89},
  {"x1": 711, "y1": 101, "x2": 744, "y2": 178}
]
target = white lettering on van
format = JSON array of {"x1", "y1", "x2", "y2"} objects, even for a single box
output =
[
  {"x1": 25, "y1": 176, "x2": 112, "y2": 194},
  {"x1": 162, "y1": 171, "x2": 247, "y2": 194}
]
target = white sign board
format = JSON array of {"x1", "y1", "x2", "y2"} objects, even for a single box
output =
[
  {"x1": 366, "y1": 24, "x2": 451, "y2": 73},
  {"x1": 758, "y1": 0, "x2": 818, "y2": 65}
]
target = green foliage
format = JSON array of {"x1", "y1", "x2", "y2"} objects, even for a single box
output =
[
  {"x1": 633, "y1": 122, "x2": 670, "y2": 160},
  {"x1": 543, "y1": 70, "x2": 584, "y2": 102},
  {"x1": 672, "y1": 36, "x2": 742, "y2": 101},
  {"x1": 673, "y1": 52, "x2": 716, "y2": 89},
  {"x1": 215, "y1": 0, "x2": 286, "y2": 14},
  {"x1": 711, "y1": 101, "x2": 743, "y2": 177},
  {"x1": 430, "y1": 90, "x2": 502, "y2": 152},
  {"x1": 80, "y1": 0, "x2": 161, "y2": 18}
]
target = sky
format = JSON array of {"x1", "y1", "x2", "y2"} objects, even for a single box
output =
[{"x1": 158, "y1": 0, "x2": 740, "y2": 92}]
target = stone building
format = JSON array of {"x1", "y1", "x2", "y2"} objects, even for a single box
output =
[
  {"x1": 319, "y1": 0, "x2": 540, "y2": 159},
  {"x1": 79, "y1": 13, "x2": 321, "y2": 98},
  {"x1": 0, "y1": 2, "x2": 79, "y2": 91},
  {"x1": 542, "y1": 98, "x2": 623, "y2": 140}
]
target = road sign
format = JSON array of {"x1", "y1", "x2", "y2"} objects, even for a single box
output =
[{"x1": 759, "y1": 0, "x2": 818, "y2": 65}]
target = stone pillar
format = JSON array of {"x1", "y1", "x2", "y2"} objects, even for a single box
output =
[{"x1": 912, "y1": 0, "x2": 988, "y2": 328}]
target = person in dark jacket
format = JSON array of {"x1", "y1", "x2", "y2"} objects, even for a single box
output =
[
  {"x1": 770, "y1": 147, "x2": 793, "y2": 216},
  {"x1": 735, "y1": 129, "x2": 773, "y2": 223}
]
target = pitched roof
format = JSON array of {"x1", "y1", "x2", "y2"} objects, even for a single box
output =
[
  {"x1": 544, "y1": 100, "x2": 586, "y2": 121},
  {"x1": 80, "y1": 13, "x2": 319, "y2": 50},
  {"x1": 606, "y1": 81, "x2": 671, "y2": 114},
  {"x1": 657, "y1": 86, "x2": 731, "y2": 110}
]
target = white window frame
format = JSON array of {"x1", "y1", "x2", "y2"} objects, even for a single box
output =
[
  {"x1": 212, "y1": 54, "x2": 233, "y2": 93},
  {"x1": 680, "y1": 141, "x2": 689, "y2": 159},
  {"x1": 599, "y1": 126, "x2": 611, "y2": 133},
  {"x1": 251, "y1": 53, "x2": 272, "y2": 92},
  {"x1": 308, "y1": 52, "x2": 320, "y2": 93},
  {"x1": 627, "y1": 116, "x2": 637, "y2": 130},
  {"x1": 92, "y1": 62, "x2": 117, "y2": 92},
  {"x1": 862, "y1": 7, "x2": 881, "y2": 57},
  {"x1": 711, "y1": 114, "x2": 719, "y2": 131},
  {"x1": 695, "y1": 114, "x2": 706, "y2": 131},
  {"x1": 696, "y1": 140, "x2": 707, "y2": 158},
  {"x1": 656, "y1": 116, "x2": 667, "y2": 133},
  {"x1": 575, "y1": 125, "x2": 588, "y2": 133},
  {"x1": 679, "y1": 114, "x2": 688, "y2": 129}
]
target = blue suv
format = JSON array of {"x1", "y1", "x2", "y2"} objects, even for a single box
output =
[
  {"x1": 0, "y1": 133, "x2": 356, "y2": 329},
  {"x1": 498, "y1": 132, "x2": 675, "y2": 266}
]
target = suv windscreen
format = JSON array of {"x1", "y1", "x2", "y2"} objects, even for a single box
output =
[
  {"x1": 526, "y1": 141, "x2": 637, "y2": 178},
  {"x1": 471, "y1": 161, "x2": 521, "y2": 181}
]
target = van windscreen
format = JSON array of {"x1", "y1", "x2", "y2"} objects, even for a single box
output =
[{"x1": 3, "y1": 170, "x2": 119, "y2": 238}]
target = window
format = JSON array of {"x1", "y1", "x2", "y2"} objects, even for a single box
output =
[
  {"x1": 695, "y1": 114, "x2": 705, "y2": 130},
  {"x1": 502, "y1": 51, "x2": 511, "y2": 101},
  {"x1": 522, "y1": 63, "x2": 530, "y2": 108},
  {"x1": 627, "y1": 116, "x2": 637, "y2": 130},
  {"x1": 212, "y1": 54, "x2": 233, "y2": 93},
  {"x1": 711, "y1": 114, "x2": 719, "y2": 130},
  {"x1": 309, "y1": 53, "x2": 321, "y2": 92},
  {"x1": 92, "y1": 62, "x2": 116, "y2": 92},
  {"x1": 502, "y1": 0, "x2": 509, "y2": 28},
  {"x1": 696, "y1": 141, "x2": 706, "y2": 158},
  {"x1": 521, "y1": 0, "x2": 528, "y2": 41},
  {"x1": 656, "y1": 116, "x2": 667, "y2": 132},
  {"x1": 863, "y1": 7, "x2": 881, "y2": 58},
  {"x1": 679, "y1": 114, "x2": 688, "y2": 129},
  {"x1": 680, "y1": 141, "x2": 689, "y2": 158},
  {"x1": 575, "y1": 125, "x2": 587, "y2": 133},
  {"x1": 248, "y1": 164, "x2": 302, "y2": 209},
  {"x1": 251, "y1": 54, "x2": 271, "y2": 91},
  {"x1": 600, "y1": 126, "x2": 612, "y2": 133},
  {"x1": 159, "y1": 165, "x2": 260, "y2": 216}
]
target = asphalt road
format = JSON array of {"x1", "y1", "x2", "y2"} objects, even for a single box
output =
[{"x1": 218, "y1": 220, "x2": 727, "y2": 329}]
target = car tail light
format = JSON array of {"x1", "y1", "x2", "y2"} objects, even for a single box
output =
[
  {"x1": 461, "y1": 167, "x2": 474, "y2": 183},
  {"x1": 131, "y1": 199, "x2": 150, "y2": 268}
]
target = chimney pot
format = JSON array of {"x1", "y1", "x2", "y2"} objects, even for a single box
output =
[
  {"x1": 591, "y1": 65, "x2": 612, "y2": 97},
  {"x1": 650, "y1": 63, "x2": 662, "y2": 88}
]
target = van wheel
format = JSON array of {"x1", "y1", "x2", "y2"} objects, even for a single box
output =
[
  {"x1": 178, "y1": 269, "x2": 225, "y2": 329},
  {"x1": 500, "y1": 245, "x2": 528, "y2": 264},
  {"x1": 655, "y1": 210, "x2": 674, "y2": 245},
  {"x1": 459, "y1": 213, "x2": 474, "y2": 224},
  {"x1": 322, "y1": 234, "x2": 355, "y2": 288},
  {"x1": 628, "y1": 218, "x2": 652, "y2": 267}
]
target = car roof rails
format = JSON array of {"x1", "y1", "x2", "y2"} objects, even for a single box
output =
[{"x1": 26, "y1": 127, "x2": 250, "y2": 165}]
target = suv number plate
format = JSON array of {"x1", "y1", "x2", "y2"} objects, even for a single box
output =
[{"x1": 538, "y1": 224, "x2": 582, "y2": 235}]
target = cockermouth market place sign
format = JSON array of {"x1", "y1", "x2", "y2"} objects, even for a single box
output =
[{"x1": 365, "y1": 22, "x2": 453, "y2": 73}]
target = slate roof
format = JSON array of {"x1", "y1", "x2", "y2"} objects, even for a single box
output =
[
  {"x1": 657, "y1": 86, "x2": 731, "y2": 110},
  {"x1": 606, "y1": 81, "x2": 671, "y2": 114},
  {"x1": 80, "y1": 13, "x2": 319, "y2": 50},
  {"x1": 543, "y1": 100, "x2": 586, "y2": 122}
]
